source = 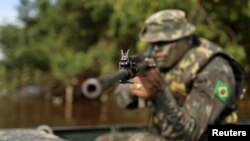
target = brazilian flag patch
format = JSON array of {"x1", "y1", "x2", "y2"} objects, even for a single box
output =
[{"x1": 214, "y1": 81, "x2": 230, "y2": 103}]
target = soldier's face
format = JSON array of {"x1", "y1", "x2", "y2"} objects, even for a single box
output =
[{"x1": 150, "y1": 39, "x2": 190, "y2": 69}]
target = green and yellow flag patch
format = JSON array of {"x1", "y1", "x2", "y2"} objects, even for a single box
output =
[{"x1": 214, "y1": 81, "x2": 231, "y2": 103}]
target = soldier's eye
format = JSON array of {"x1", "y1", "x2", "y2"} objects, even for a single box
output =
[{"x1": 151, "y1": 41, "x2": 173, "y2": 48}]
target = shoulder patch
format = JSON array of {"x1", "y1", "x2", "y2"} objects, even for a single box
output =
[{"x1": 214, "y1": 81, "x2": 231, "y2": 103}]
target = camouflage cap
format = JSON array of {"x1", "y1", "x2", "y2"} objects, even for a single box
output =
[{"x1": 139, "y1": 9, "x2": 195, "y2": 42}]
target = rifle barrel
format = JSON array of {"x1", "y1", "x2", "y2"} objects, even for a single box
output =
[
  {"x1": 81, "y1": 69, "x2": 129, "y2": 99},
  {"x1": 81, "y1": 61, "x2": 150, "y2": 99}
]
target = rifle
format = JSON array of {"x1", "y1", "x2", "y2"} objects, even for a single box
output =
[{"x1": 81, "y1": 49, "x2": 156, "y2": 99}]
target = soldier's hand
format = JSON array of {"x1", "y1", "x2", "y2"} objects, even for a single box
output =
[{"x1": 130, "y1": 63, "x2": 165, "y2": 100}]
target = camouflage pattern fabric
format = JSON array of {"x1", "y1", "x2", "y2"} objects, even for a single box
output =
[
  {"x1": 163, "y1": 38, "x2": 222, "y2": 105},
  {"x1": 152, "y1": 55, "x2": 235, "y2": 140},
  {"x1": 139, "y1": 9, "x2": 195, "y2": 42},
  {"x1": 114, "y1": 83, "x2": 138, "y2": 109},
  {"x1": 151, "y1": 40, "x2": 236, "y2": 141}
]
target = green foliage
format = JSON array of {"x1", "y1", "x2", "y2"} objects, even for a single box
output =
[
  {"x1": 50, "y1": 48, "x2": 85, "y2": 80},
  {"x1": 85, "y1": 39, "x2": 117, "y2": 75},
  {"x1": 0, "y1": 0, "x2": 249, "y2": 90},
  {"x1": 225, "y1": 45, "x2": 247, "y2": 68}
]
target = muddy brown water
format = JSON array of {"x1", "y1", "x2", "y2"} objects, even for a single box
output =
[{"x1": 0, "y1": 91, "x2": 249, "y2": 128}]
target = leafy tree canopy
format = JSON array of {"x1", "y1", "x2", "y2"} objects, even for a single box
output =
[{"x1": 0, "y1": 0, "x2": 249, "y2": 90}]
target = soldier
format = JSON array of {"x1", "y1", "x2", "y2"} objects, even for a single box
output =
[{"x1": 96, "y1": 9, "x2": 246, "y2": 141}]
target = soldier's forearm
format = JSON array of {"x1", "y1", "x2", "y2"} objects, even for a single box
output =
[{"x1": 152, "y1": 87, "x2": 189, "y2": 139}]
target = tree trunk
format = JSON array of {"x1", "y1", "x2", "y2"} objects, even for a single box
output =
[{"x1": 65, "y1": 83, "x2": 74, "y2": 121}]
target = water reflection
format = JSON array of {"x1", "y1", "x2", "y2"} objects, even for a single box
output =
[
  {"x1": 0, "y1": 89, "x2": 147, "y2": 128},
  {"x1": 0, "y1": 89, "x2": 249, "y2": 128}
]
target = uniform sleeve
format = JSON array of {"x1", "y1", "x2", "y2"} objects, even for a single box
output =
[
  {"x1": 152, "y1": 57, "x2": 236, "y2": 141},
  {"x1": 114, "y1": 84, "x2": 139, "y2": 109}
]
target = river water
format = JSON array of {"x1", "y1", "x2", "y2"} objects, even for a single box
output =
[
  {"x1": 0, "y1": 89, "x2": 148, "y2": 128},
  {"x1": 0, "y1": 90, "x2": 249, "y2": 128}
]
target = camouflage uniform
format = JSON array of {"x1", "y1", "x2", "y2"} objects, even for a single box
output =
[
  {"x1": 95, "y1": 9, "x2": 245, "y2": 141},
  {"x1": 150, "y1": 38, "x2": 245, "y2": 141}
]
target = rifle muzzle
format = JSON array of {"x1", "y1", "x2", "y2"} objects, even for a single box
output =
[{"x1": 81, "y1": 78, "x2": 102, "y2": 99}]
